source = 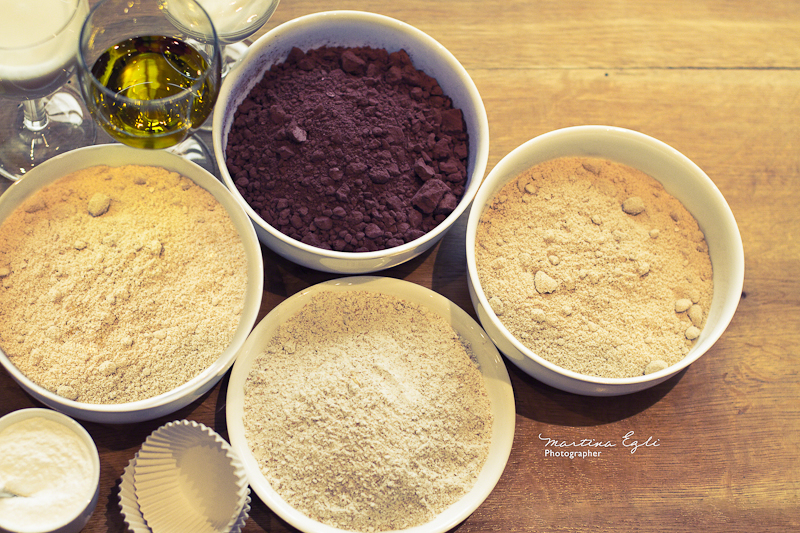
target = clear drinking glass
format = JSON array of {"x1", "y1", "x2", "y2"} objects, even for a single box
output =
[
  {"x1": 0, "y1": 0, "x2": 96, "y2": 181},
  {"x1": 198, "y1": 0, "x2": 281, "y2": 75},
  {"x1": 192, "y1": 0, "x2": 280, "y2": 130},
  {"x1": 77, "y1": 0, "x2": 222, "y2": 170}
]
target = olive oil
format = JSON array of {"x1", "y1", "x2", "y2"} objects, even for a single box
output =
[{"x1": 87, "y1": 35, "x2": 219, "y2": 149}]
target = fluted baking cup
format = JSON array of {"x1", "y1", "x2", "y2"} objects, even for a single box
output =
[
  {"x1": 132, "y1": 420, "x2": 249, "y2": 533},
  {"x1": 121, "y1": 451, "x2": 251, "y2": 533},
  {"x1": 119, "y1": 452, "x2": 149, "y2": 533}
]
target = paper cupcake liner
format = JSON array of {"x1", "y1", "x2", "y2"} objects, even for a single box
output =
[
  {"x1": 120, "y1": 451, "x2": 251, "y2": 533},
  {"x1": 119, "y1": 452, "x2": 150, "y2": 533},
  {"x1": 130, "y1": 420, "x2": 250, "y2": 533}
]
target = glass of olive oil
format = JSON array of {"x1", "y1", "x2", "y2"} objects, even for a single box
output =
[{"x1": 77, "y1": 0, "x2": 221, "y2": 165}]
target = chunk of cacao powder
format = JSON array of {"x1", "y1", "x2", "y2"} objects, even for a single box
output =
[{"x1": 225, "y1": 45, "x2": 470, "y2": 252}]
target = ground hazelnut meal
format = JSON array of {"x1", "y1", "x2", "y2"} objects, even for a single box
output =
[
  {"x1": 243, "y1": 291, "x2": 493, "y2": 532},
  {"x1": 475, "y1": 157, "x2": 713, "y2": 378},
  {"x1": 0, "y1": 165, "x2": 247, "y2": 403}
]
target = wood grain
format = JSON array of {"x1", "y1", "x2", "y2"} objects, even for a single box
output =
[{"x1": 2, "y1": 1, "x2": 799, "y2": 532}]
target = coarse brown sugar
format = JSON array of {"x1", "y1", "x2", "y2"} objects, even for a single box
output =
[
  {"x1": 475, "y1": 156, "x2": 713, "y2": 378},
  {"x1": 0, "y1": 164, "x2": 247, "y2": 404},
  {"x1": 243, "y1": 290, "x2": 492, "y2": 532}
]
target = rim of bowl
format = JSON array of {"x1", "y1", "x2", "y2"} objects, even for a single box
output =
[
  {"x1": 465, "y1": 125, "x2": 745, "y2": 387},
  {"x1": 212, "y1": 10, "x2": 489, "y2": 262},
  {"x1": 0, "y1": 145, "x2": 264, "y2": 422},
  {"x1": 0, "y1": 407, "x2": 100, "y2": 531}
]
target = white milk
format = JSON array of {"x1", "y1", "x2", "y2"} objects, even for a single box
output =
[{"x1": 0, "y1": 0, "x2": 88, "y2": 100}]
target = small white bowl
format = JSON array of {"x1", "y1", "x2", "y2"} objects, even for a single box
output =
[
  {"x1": 133, "y1": 420, "x2": 250, "y2": 533},
  {"x1": 226, "y1": 276, "x2": 515, "y2": 533},
  {"x1": 212, "y1": 10, "x2": 489, "y2": 274},
  {"x1": 0, "y1": 408, "x2": 100, "y2": 533},
  {"x1": 0, "y1": 145, "x2": 264, "y2": 423},
  {"x1": 465, "y1": 126, "x2": 745, "y2": 396}
]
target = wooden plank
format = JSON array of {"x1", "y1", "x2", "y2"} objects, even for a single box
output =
[{"x1": 1, "y1": 2, "x2": 799, "y2": 532}]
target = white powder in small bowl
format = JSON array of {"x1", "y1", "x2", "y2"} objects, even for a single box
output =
[{"x1": 0, "y1": 415, "x2": 97, "y2": 533}]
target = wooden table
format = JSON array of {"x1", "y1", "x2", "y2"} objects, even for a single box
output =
[{"x1": 2, "y1": 0, "x2": 799, "y2": 531}]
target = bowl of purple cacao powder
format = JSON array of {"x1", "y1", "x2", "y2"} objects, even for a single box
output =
[{"x1": 212, "y1": 10, "x2": 489, "y2": 273}]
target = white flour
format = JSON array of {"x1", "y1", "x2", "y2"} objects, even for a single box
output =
[{"x1": 243, "y1": 290, "x2": 493, "y2": 532}]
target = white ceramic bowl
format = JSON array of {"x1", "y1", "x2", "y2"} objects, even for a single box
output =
[
  {"x1": 0, "y1": 408, "x2": 100, "y2": 533},
  {"x1": 0, "y1": 145, "x2": 264, "y2": 423},
  {"x1": 226, "y1": 276, "x2": 515, "y2": 533},
  {"x1": 465, "y1": 126, "x2": 745, "y2": 396},
  {"x1": 212, "y1": 10, "x2": 489, "y2": 274}
]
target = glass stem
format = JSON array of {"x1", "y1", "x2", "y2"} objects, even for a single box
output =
[
  {"x1": 220, "y1": 44, "x2": 234, "y2": 78},
  {"x1": 22, "y1": 98, "x2": 49, "y2": 132}
]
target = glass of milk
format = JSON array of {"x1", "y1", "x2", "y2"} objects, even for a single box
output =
[{"x1": 0, "y1": 0, "x2": 96, "y2": 181}]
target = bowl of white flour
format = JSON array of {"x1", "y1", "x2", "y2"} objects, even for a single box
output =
[
  {"x1": 0, "y1": 145, "x2": 264, "y2": 423},
  {"x1": 466, "y1": 125, "x2": 745, "y2": 396},
  {"x1": 226, "y1": 276, "x2": 515, "y2": 533},
  {"x1": 0, "y1": 408, "x2": 100, "y2": 533}
]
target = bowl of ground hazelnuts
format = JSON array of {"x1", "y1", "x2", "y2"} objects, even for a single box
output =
[
  {"x1": 212, "y1": 10, "x2": 489, "y2": 274},
  {"x1": 0, "y1": 145, "x2": 264, "y2": 423},
  {"x1": 466, "y1": 125, "x2": 745, "y2": 396}
]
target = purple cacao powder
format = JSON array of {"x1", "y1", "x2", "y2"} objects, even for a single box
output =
[{"x1": 224, "y1": 45, "x2": 470, "y2": 252}]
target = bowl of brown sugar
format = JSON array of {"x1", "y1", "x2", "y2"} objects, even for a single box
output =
[
  {"x1": 0, "y1": 145, "x2": 264, "y2": 423},
  {"x1": 212, "y1": 10, "x2": 489, "y2": 274},
  {"x1": 466, "y1": 126, "x2": 745, "y2": 396}
]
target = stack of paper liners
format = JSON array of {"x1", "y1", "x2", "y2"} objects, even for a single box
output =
[
  {"x1": 121, "y1": 451, "x2": 253, "y2": 533},
  {"x1": 131, "y1": 420, "x2": 250, "y2": 533},
  {"x1": 119, "y1": 452, "x2": 148, "y2": 533}
]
